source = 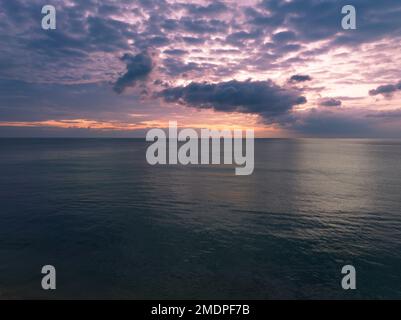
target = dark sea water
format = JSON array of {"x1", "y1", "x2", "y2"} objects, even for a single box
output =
[{"x1": 0, "y1": 138, "x2": 401, "y2": 299}]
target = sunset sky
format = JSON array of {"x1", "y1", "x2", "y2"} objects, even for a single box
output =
[{"x1": 1, "y1": 0, "x2": 401, "y2": 137}]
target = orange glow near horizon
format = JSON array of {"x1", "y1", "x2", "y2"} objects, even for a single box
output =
[{"x1": 0, "y1": 113, "x2": 282, "y2": 137}]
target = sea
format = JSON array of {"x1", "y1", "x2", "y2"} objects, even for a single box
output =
[{"x1": 0, "y1": 138, "x2": 400, "y2": 299}]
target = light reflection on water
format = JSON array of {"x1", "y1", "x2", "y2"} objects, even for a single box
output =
[{"x1": 0, "y1": 138, "x2": 400, "y2": 299}]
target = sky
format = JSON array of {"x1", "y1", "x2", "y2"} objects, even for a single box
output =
[{"x1": 0, "y1": 0, "x2": 401, "y2": 138}]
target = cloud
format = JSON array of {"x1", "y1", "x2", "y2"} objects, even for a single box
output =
[
  {"x1": 366, "y1": 109, "x2": 401, "y2": 118},
  {"x1": 181, "y1": 36, "x2": 205, "y2": 45},
  {"x1": 318, "y1": 98, "x2": 342, "y2": 107},
  {"x1": 0, "y1": 78, "x2": 146, "y2": 122},
  {"x1": 1, "y1": 0, "x2": 401, "y2": 138},
  {"x1": 163, "y1": 49, "x2": 188, "y2": 56},
  {"x1": 226, "y1": 30, "x2": 263, "y2": 46},
  {"x1": 184, "y1": 2, "x2": 228, "y2": 15},
  {"x1": 286, "y1": 109, "x2": 371, "y2": 137},
  {"x1": 87, "y1": 16, "x2": 132, "y2": 51},
  {"x1": 283, "y1": 108, "x2": 401, "y2": 138},
  {"x1": 257, "y1": 0, "x2": 401, "y2": 45},
  {"x1": 272, "y1": 31, "x2": 297, "y2": 43},
  {"x1": 289, "y1": 74, "x2": 312, "y2": 83},
  {"x1": 161, "y1": 58, "x2": 201, "y2": 76},
  {"x1": 113, "y1": 51, "x2": 154, "y2": 94},
  {"x1": 159, "y1": 79, "x2": 307, "y2": 121},
  {"x1": 369, "y1": 84, "x2": 397, "y2": 96},
  {"x1": 369, "y1": 81, "x2": 401, "y2": 97},
  {"x1": 180, "y1": 17, "x2": 228, "y2": 34}
]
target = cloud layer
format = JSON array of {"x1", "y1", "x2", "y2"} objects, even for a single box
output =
[
  {"x1": 113, "y1": 51, "x2": 154, "y2": 94},
  {"x1": 369, "y1": 81, "x2": 401, "y2": 97},
  {"x1": 160, "y1": 80, "x2": 307, "y2": 121},
  {"x1": 0, "y1": 0, "x2": 401, "y2": 137}
]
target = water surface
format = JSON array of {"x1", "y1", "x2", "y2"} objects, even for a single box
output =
[{"x1": 0, "y1": 138, "x2": 400, "y2": 299}]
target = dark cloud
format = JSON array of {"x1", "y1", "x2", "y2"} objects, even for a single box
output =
[
  {"x1": 98, "y1": 4, "x2": 121, "y2": 16},
  {"x1": 284, "y1": 108, "x2": 401, "y2": 138},
  {"x1": 272, "y1": 31, "x2": 297, "y2": 43},
  {"x1": 181, "y1": 36, "x2": 205, "y2": 45},
  {"x1": 366, "y1": 109, "x2": 401, "y2": 118},
  {"x1": 180, "y1": 17, "x2": 228, "y2": 34},
  {"x1": 369, "y1": 81, "x2": 401, "y2": 96},
  {"x1": 159, "y1": 79, "x2": 307, "y2": 121},
  {"x1": 161, "y1": 58, "x2": 200, "y2": 76},
  {"x1": 277, "y1": 43, "x2": 302, "y2": 53},
  {"x1": 2, "y1": 0, "x2": 401, "y2": 85},
  {"x1": 289, "y1": 75, "x2": 312, "y2": 83},
  {"x1": 144, "y1": 36, "x2": 170, "y2": 47},
  {"x1": 87, "y1": 16, "x2": 132, "y2": 51},
  {"x1": 318, "y1": 98, "x2": 342, "y2": 107},
  {"x1": 163, "y1": 49, "x2": 188, "y2": 56},
  {"x1": 245, "y1": 6, "x2": 284, "y2": 28},
  {"x1": 113, "y1": 52, "x2": 154, "y2": 94},
  {"x1": 161, "y1": 19, "x2": 179, "y2": 31},
  {"x1": 252, "y1": 0, "x2": 401, "y2": 48},
  {"x1": 226, "y1": 30, "x2": 263, "y2": 46},
  {"x1": 286, "y1": 109, "x2": 373, "y2": 137},
  {"x1": 184, "y1": 2, "x2": 228, "y2": 15}
]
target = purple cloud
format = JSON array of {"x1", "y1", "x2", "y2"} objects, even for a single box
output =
[
  {"x1": 369, "y1": 81, "x2": 401, "y2": 97},
  {"x1": 113, "y1": 51, "x2": 154, "y2": 94},
  {"x1": 289, "y1": 75, "x2": 312, "y2": 83},
  {"x1": 159, "y1": 79, "x2": 307, "y2": 121},
  {"x1": 318, "y1": 98, "x2": 342, "y2": 107}
]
